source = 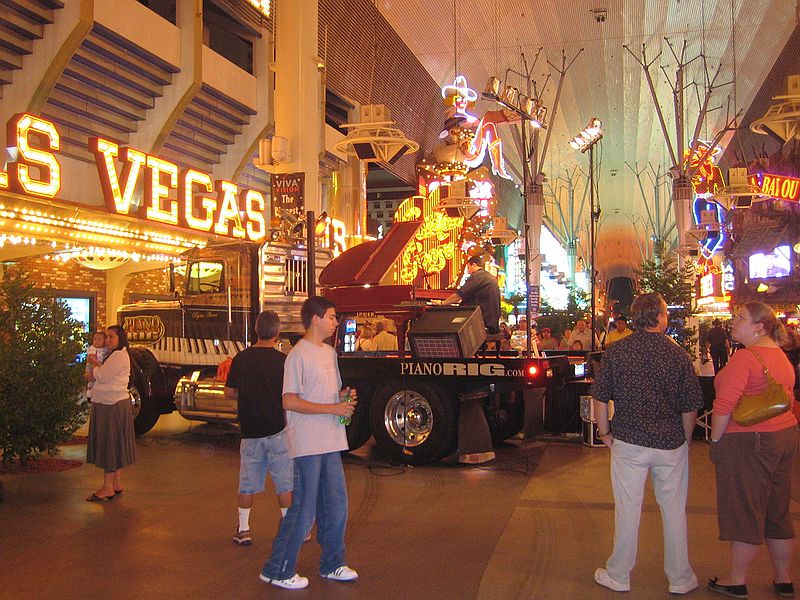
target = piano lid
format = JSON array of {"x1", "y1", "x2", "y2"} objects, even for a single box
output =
[{"x1": 319, "y1": 220, "x2": 421, "y2": 287}]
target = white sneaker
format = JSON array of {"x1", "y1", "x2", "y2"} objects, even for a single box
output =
[
  {"x1": 259, "y1": 573, "x2": 309, "y2": 589},
  {"x1": 594, "y1": 568, "x2": 630, "y2": 592},
  {"x1": 322, "y1": 565, "x2": 358, "y2": 581},
  {"x1": 669, "y1": 573, "x2": 699, "y2": 595}
]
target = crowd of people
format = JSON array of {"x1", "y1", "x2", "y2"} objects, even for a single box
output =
[{"x1": 80, "y1": 288, "x2": 798, "y2": 596}]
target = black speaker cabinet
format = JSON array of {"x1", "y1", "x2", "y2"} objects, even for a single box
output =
[{"x1": 408, "y1": 306, "x2": 487, "y2": 358}]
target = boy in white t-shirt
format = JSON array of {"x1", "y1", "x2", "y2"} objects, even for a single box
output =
[
  {"x1": 260, "y1": 296, "x2": 358, "y2": 591},
  {"x1": 85, "y1": 331, "x2": 108, "y2": 398}
]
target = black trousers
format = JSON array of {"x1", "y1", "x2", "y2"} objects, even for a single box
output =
[{"x1": 710, "y1": 346, "x2": 728, "y2": 374}]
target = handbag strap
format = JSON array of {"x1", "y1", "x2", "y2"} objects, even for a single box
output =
[{"x1": 747, "y1": 348, "x2": 775, "y2": 379}]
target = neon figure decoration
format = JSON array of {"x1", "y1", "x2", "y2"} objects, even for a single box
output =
[
  {"x1": 686, "y1": 141, "x2": 727, "y2": 259},
  {"x1": 433, "y1": 76, "x2": 511, "y2": 179}
]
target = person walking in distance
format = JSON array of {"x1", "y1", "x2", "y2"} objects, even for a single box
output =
[
  {"x1": 260, "y1": 296, "x2": 359, "y2": 590},
  {"x1": 709, "y1": 319, "x2": 731, "y2": 374},
  {"x1": 225, "y1": 311, "x2": 294, "y2": 546},
  {"x1": 591, "y1": 293, "x2": 703, "y2": 595}
]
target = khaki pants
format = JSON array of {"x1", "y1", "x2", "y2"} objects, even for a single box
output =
[{"x1": 606, "y1": 439, "x2": 695, "y2": 588}]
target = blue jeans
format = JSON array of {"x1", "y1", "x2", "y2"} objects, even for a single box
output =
[{"x1": 261, "y1": 452, "x2": 348, "y2": 579}]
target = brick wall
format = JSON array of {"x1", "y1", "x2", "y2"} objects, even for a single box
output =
[
  {"x1": 4, "y1": 256, "x2": 107, "y2": 328},
  {"x1": 319, "y1": 0, "x2": 447, "y2": 184}
]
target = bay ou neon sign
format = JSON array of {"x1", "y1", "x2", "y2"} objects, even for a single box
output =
[{"x1": 748, "y1": 172, "x2": 800, "y2": 202}]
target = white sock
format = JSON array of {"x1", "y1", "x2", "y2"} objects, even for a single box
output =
[
  {"x1": 280, "y1": 507, "x2": 288, "y2": 518},
  {"x1": 238, "y1": 507, "x2": 251, "y2": 532}
]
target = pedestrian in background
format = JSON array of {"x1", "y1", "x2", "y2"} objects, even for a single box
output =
[
  {"x1": 709, "y1": 319, "x2": 731, "y2": 374},
  {"x1": 591, "y1": 293, "x2": 703, "y2": 595},
  {"x1": 260, "y1": 296, "x2": 359, "y2": 590},
  {"x1": 85, "y1": 325, "x2": 135, "y2": 502},
  {"x1": 224, "y1": 311, "x2": 294, "y2": 546},
  {"x1": 708, "y1": 302, "x2": 798, "y2": 599}
]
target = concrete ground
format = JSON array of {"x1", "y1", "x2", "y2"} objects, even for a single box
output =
[{"x1": 1, "y1": 414, "x2": 799, "y2": 600}]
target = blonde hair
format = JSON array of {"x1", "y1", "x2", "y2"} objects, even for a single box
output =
[{"x1": 744, "y1": 301, "x2": 787, "y2": 345}]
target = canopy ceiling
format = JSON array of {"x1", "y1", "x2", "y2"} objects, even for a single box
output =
[{"x1": 377, "y1": 0, "x2": 796, "y2": 279}]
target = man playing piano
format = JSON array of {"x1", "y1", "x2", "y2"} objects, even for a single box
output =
[{"x1": 442, "y1": 255, "x2": 501, "y2": 334}]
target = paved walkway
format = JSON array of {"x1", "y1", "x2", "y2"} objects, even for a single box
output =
[{"x1": 1, "y1": 414, "x2": 798, "y2": 599}]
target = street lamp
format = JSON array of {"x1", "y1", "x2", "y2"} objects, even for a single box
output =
[
  {"x1": 482, "y1": 77, "x2": 547, "y2": 357},
  {"x1": 570, "y1": 118, "x2": 603, "y2": 351}
]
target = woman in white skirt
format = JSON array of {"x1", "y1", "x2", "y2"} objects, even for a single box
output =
[{"x1": 85, "y1": 325, "x2": 135, "y2": 502}]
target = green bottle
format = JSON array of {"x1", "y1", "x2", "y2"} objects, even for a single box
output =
[{"x1": 339, "y1": 388, "x2": 352, "y2": 426}]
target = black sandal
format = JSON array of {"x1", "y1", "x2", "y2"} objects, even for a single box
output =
[
  {"x1": 708, "y1": 577, "x2": 748, "y2": 599},
  {"x1": 86, "y1": 493, "x2": 114, "y2": 502},
  {"x1": 774, "y1": 582, "x2": 795, "y2": 598}
]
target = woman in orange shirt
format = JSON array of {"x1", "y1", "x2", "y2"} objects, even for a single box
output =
[{"x1": 708, "y1": 302, "x2": 799, "y2": 599}]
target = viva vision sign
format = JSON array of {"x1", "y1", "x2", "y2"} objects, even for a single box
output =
[{"x1": 1, "y1": 113, "x2": 269, "y2": 242}]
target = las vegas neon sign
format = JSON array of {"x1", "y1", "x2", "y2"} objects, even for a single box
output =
[{"x1": 2, "y1": 113, "x2": 269, "y2": 242}]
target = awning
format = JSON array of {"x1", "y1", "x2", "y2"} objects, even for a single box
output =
[{"x1": 729, "y1": 222, "x2": 788, "y2": 258}]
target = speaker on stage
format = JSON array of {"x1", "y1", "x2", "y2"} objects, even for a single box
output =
[{"x1": 408, "y1": 306, "x2": 487, "y2": 358}]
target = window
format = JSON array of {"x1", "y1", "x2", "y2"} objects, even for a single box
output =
[
  {"x1": 203, "y1": 0, "x2": 254, "y2": 73},
  {"x1": 186, "y1": 261, "x2": 225, "y2": 294},
  {"x1": 137, "y1": 0, "x2": 176, "y2": 23},
  {"x1": 384, "y1": 202, "x2": 393, "y2": 209},
  {"x1": 376, "y1": 212, "x2": 383, "y2": 218}
]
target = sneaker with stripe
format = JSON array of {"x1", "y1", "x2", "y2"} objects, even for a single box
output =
[{"x1": 322, "y1": 566, "x2": 358, "y2": 581}]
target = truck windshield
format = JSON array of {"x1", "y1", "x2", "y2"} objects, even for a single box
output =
[{"x1": 186, "y1": 261, "x2": 224, "y2": 294}]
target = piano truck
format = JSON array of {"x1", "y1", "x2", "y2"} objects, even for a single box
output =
[{"x1": 120, "y1": 226, "x2": 562, "y2": 465}]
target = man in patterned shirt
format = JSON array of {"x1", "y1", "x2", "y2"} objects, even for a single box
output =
[{"x1": 590, "y1": 292, "x2": 703, "y2": 596}]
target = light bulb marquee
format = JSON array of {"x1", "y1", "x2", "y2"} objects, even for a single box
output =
[{"x1": 1, "y1": 113, "x2": 270, "y2": 245}]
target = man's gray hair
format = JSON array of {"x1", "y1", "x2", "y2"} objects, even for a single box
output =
[
  {"x1": 255, "y1": 310, "x2": 280, "y2": 340},
  {"x1": 630, "y1": 293, "x2": 666, "y2": 330}
]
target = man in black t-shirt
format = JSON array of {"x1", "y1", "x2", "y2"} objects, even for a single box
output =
[
  {"x1": 225, "y1": 311, "x2": 293, "y2": 546},
  {"x1": 442, "y1": 255, "x2": 501, "y2": 334}
]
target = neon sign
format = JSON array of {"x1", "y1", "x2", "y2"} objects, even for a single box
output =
[
  {"x1": 3, "y1": 113, "x2": 61, "y2": 198},
  {"x1": 438, "y1": 76, "x2": 510, "y2": 179},
  {"x1": 748, "y1": 172, "x2": 800, "y2": 202},
  {"x1": 684, "y1": 141, "x2": 725, "y2": 196},
  {"x1": 395, "y1": 192, "x2": 464, "y2": 285}
]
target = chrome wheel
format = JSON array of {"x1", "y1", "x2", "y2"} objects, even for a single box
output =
[
  {"x1": 129, "y1": 386, "x2": 142, "y2": 421},
  {"x1": 383, "y1": 390, "x2": 433, "y2": 447}
]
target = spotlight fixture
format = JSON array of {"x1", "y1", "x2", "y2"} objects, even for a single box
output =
[
  {"x1": 481, "y1": 77, "x2": 547, "y2": 128},
  {"x1": 334, "y1": 104, "x2": 420, "y2": 165},
  {"x1": 483, "y1": 217, "x2": 519, "y2": 246},
  {"x1": 436, "y1": 179, "x2": 480, "y2": 219},
  {"x1": 569, "y1": 118, "x2": 603, "y2": 152}
]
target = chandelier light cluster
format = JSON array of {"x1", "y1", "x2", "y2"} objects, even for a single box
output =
[
  {"x1": 569, "y1": 118, "x2": 603, "y2": 152},
  {"x1": 482, "y1": 77, "x2": 547, "y2": 128}
]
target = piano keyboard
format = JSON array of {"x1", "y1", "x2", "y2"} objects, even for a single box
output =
[{"x1": 148, "y1": 336, "x2": 247, "y2": 366}]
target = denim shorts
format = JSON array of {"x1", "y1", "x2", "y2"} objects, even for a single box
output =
[{"x1": 238, "y1": 430, "x2": 294, "y2": 495}]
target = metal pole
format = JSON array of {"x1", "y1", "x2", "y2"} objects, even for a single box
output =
[
  {"x1": 306, "y1": 210, "x2": 316, "y2": 298},
  {"x1": 589, "y1": 145, "x2": 596, "y2": 352},
  {"x1": 521, "y1": 120, "x2": 532, "y2": 358}
]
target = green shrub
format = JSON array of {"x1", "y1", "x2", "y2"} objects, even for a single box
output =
[{"x1": 0, "y1": 269, "x2": 87, "y2": 464}]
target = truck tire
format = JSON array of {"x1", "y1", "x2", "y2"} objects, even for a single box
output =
[
  {"x1": 129, "y1": 348, "x2": 163, "y2": 436},
  {"x1": 370, "y1": 381, "x2": 456, "y2": 466},
  {"x1": 486, "y1": 391, "x2": 525, "y2": 443}
]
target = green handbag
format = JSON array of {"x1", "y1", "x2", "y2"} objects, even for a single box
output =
[{"x1": 732, "y1": 349, "x2": 792, "y2": 426}]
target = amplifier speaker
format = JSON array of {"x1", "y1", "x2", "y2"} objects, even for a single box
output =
[{"x1": 408, "y1": 306, "x2": 487, "y2": 358}]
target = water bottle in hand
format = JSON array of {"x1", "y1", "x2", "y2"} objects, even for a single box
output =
[{"x1": 339, "y1": 388, "x2": 353, "y2": 426}]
